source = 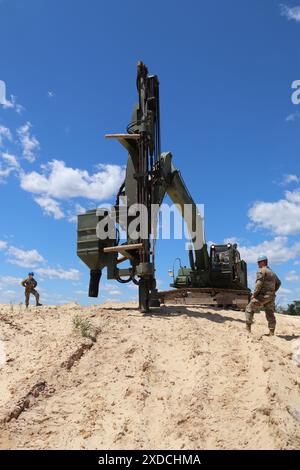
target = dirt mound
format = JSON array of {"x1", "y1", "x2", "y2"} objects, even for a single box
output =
[{"x1": 0, "y1": 302, "x2": 300, "y2": 450}]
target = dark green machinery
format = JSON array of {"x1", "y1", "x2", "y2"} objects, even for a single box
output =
[
  {"x1": 171, "y1": 243, "x2": 248, "y2": 290},
  {"x1": 166, "y1": 242, "x2": 250, "y2": 309},
  {"x1": 77, "y1": 62, "x2": 250, "y2": 312}
]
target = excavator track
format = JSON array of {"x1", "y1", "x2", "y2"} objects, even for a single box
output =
[{"x1": 158, "y1": 287, "x2": 251, "y2": 310}]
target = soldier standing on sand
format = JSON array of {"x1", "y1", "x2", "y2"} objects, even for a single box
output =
[
  {"x1": 21, "y1": 272, "x2": 42, "y2": 308},
  {"x1": 245, "y1": 255, "x2": 281, "y2": 336}
]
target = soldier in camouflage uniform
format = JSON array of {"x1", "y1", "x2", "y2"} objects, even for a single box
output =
[
  {"x1": 21, "y1": 272, "x2": 42, "y2": 308},
  {"x1": 245, "y1": 255, "x2": 281, "y2": 335}
]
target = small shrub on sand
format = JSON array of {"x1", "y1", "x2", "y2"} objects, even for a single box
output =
[{"x1": 72, "y1": 315, "x2": 92, "y2": 338}]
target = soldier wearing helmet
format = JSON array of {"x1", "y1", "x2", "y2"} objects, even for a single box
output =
[
  {"x1": 21, "y1": 272, "x2": 42, "y2": 308},
  {"x1": 245, "y1": 255, "x2": 281, "y2": 335}
]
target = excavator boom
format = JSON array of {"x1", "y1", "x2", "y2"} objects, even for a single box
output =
[{"x1": 156, "y1": 152, "x2": 209, "y2": 273}]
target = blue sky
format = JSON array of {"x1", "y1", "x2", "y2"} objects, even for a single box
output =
[{"x1": 1, "y1": 0, "x2": 300, "y2": 306}]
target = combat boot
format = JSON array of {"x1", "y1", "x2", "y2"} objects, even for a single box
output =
[
  {"x1": 36, "y1": 303, "x2": 43, "y2": 307},
  {"x1": 246, "y1": 323, "x2": 251, "y2": 333},
  {"x1": 269, "y1": 328, "x2": 275, "y2": 336}
]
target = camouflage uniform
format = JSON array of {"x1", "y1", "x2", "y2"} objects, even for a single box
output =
[
  {"x1": 245, "y1": 266, "x2": 281, "y2": 329},
  {"x1": 21, "y1": 277, "x2": 40, "y2": 307}
]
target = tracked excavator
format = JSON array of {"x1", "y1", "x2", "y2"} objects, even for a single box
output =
[{"x1": 77, "y1": 61, "x2": 250, "y2": 312}]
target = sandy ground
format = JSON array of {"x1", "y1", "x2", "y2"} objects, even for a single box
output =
[{"x1": 0, "y1": 301, "x2": 300, "y2": 450}]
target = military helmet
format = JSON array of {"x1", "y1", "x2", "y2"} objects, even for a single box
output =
[
  {"x1": 257, "y1": 255, "x2": 268, "y2": 262},
  {"x1": 28, "y1": 272, "x2": 34, "y2": 276}
]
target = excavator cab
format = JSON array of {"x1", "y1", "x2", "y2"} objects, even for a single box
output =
[
  {"x1": 209, "y1": 243, "x2": 248, "y2": 290},
  {"x1": 171, "y1": 243, "x2": 248, "y2": 291}
]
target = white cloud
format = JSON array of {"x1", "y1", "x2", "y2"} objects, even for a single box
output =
[
  {"x1": 107, "y1": 289, "x2": 122, "y2": 296},
  {"x1": 246, "y1": 271, "x2": 257, "y2": 290},
  {"x1": 47, "y1": 91, "x2": 55, "y2": 98},
  {"x1": 286, "y1": 111, "x2": 300, "y2": 122},
  {"x1": 248, "y1": 189, "x2": 300, "y2": 235},
  {"x1": 101, "y1": 284, "x2": 122, "y2": 296},
  {"x1": 0, "y1": 152, "x2": 20, "y2": 182},
  {"x1": 75, "y1": 290, "x2": 86, "y2": 295},
  {"x1": 7, "y1": 246, "x2": 45, "y2": 268},
  {"x1": 1, "y1": 152, "x2": 19, "y2": 168},
  {"x1": 276, "y1": 286, "x2": 294, "y2": 307},
  {"x1": 128, "y1": 283, "x2": 138, "y2": 290},
  {"x1": 0, "y1": 167, "x2": 14, "y2": 180},
  {"x1": 0, "y1": 242, "x2": 80, "y2": 303},
  {"x1": 74, "y1": 203, "x2": 86, "y2": 214},
  {"x1": 278, "y1": 287, "x2": 293, "y2": 295},
  {"x1": 0, "y1": 121, "x2": 123, "y2": 221},
  {"x1": 281, "y1": 174, "x2": 299, "y2": 185},
  {"x1": 238, "y1": 236, "x2": 300, "y2": 264},
  {"x1": 223, "y1": 236, "x2": 239, "y2": 245},
  {"x1": 0, "y1": 275, "x2": 21, "y2": 286},
  {"x1": 20, "y1": 160, "x2": 125, "y2": 200},
  {"x1": 2, "y1": 240, "x2": 81, "y2": 283},
  {"x1": 19, "y1": 160, "x2": 124, "y2": 220},
  {"x1": 67, "y1": 203, "x2": 86, "y2": 223},
  {"x1": 285, "y1": 270, "x2": 300, "y2": 282},
  {"x1": 34, "y1": 195, "x2": 64, "y2": 220},
  {"x1": 0, "y1": 240, "x2": 7, "y2": 250},
  {"x1": 280, "y1": 4, "x2": 300, "y2": 22},
  {"x1": 0, "y1": 125, "x2": 12, "y2": 146},
  {"x1": 17, "y1": 122, "x2": 40, "y2": 162},
  {"x1": 36, "y1": 267, "x2": 81, "y2": 281},
  {"x1": 2, "y1": 95, "x2": 25, "y2": 114},
  {"x1": 0, "y1": 290, "x2": 18, "y2": 302},
  {"x1": 285, "y1": 188, "x2": 300, "y2": 203}
]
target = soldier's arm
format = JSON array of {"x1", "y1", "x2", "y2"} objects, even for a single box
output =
[
  {"x1": 253, "y1": 270, "x2": 265, "y2": 297},
  {"x1": 21, "y1": 278, "x2": 27, "y2": 287},
  {"x1": 275, "y1": 274, "x2": 281, "y2": 292}
]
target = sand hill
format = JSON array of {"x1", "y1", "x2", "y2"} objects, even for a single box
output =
[{"x1": 0, "y1": 301, "x2": 300, "y2": 450}]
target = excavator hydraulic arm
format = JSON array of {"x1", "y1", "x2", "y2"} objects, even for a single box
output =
[{"x1": 153, "y1": 152, "x2": 209, "y2": 273}]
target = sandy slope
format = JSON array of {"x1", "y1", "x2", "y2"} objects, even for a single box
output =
[{"x1": 0, "y1": 301, "x2": 300, "y2": 450}]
